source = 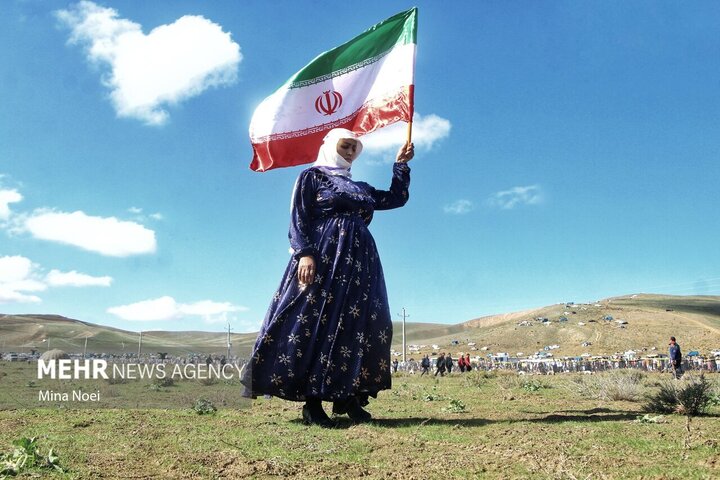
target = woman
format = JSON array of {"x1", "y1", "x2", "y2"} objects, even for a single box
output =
[
  {"x1": 457, "y1": 354, "x2": 466, "y2": 373},
  {"x1": 243, "y1": 128, "x2": 414, "y2": 426}
]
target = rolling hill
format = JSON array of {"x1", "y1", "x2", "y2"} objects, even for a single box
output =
[
  {"x1": 0, "y1": 314, "x2": 259, "y2": 357},
  {"x1": 392, "y1": 294, "x2": 720, "y2": 358},
  {"x1": 2, "y1": 294, "x2": 719, "y2": 358}
]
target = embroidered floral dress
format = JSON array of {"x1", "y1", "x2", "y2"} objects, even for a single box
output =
[{"x1": 243, "y1": 162, "x2": 410, "y2": 401}]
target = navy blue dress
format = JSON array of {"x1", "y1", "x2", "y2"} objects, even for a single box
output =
[{"x1": 244, "y1": 162, "x2": 410, "y2": 402}]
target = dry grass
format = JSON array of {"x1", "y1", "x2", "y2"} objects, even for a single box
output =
[
  {"x1": 567, "y1": 370, "x2": 646, "y2": 402},
  {"x1": 1, "y1": 371, "x2": 718, "y2": 479}
]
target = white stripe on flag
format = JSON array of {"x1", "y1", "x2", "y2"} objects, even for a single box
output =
[{"x1": 250, "y1": 43, "x2": 415, "y2": 140}]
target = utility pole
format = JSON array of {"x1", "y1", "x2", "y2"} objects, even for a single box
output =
[
  {"x1": 397, "y1": 308, "x2": 409, "y2": 364},
  {"x1": 226, "y1": 321, "x2": 232, "y2": 361},
  {"x1": 83, "y1": 336, "x2": 88, "y2": 358},
  {"x1": 138, "y1": 331, "x2": 143, "y2": 357}
]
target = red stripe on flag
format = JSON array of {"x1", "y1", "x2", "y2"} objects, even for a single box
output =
[{"x1": 250, "y1": 88, "x2": 412, "y2": 172}]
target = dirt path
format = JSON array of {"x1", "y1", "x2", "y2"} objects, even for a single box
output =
[{"x1": 672, "y1": 311, "x2": 720, "y2": 336}]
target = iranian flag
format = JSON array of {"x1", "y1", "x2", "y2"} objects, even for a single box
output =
[{"x1": 249, "y1": 8, "x2": 417, "y2": 172}]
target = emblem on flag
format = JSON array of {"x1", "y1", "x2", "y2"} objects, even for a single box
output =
[{"x1": 315, "y1": 90, "x2": 343, "y2": 116}]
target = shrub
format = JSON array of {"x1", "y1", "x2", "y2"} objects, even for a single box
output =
[
  {"x1": 566, "y1": 375, "x2": 596, "y2": 399},
  {"x1": 675, "y1": 375, "x2": 713, "y2": 416},
  {"x1": 423, "y1": 385, "x2": 442, "y2": 402},
  {"x1": 635, "y1": 414, "x2": 666, "y2": 424},
  {"x1": 644, "y1": 374, "x2": 714, "y2": 416},
  {"x1": 152, "y1": 377, "x2": 175, "y2": 388},
  {"x1": 522, "y1": 379, "x2": 545, "y2": 392},
  {"x1": 596, "y1": 370, "x2": 644, "y2": 402},
  {"x1": 463, "y1": 371, "x2": 493, "y2": 389},
  {"x1": 198, "y1": 377, "x2": 218, "y2": 386},
  {"x1": 443, "y1": 398, "x2": 466, "y2": 413},
  {"x1": 193, "y1": 398, "x2": 217, "y2": 415},
  {"x1": 496, "y1": 372, "x2": 526, "y2": 390},
  {"x1": 644, "y1": 381, "x2": 677, "y2": 414},
  {"x1": 0, "y1": 437, "x2": 64, "y2": 476},
  {"x1": 567, "y1": 370, "x2": 644, "y2": 402}
]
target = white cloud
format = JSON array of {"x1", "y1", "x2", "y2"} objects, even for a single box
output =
[
  {"x1": 0, "y1": 255, "x2": 115, "y2": 304},
  {"x1": 56, "y1": 1, "x2": 242, "y2": 125},
  {"x1": 0, "y1": 289, "x2": 42, "y2": 304},
  {"x1": 107, "y1": 296, "x2": 248, "y2": 322},
  {"x1": 0, "y1": 256, "x2": 45, "y2": 289},
  {"x1": 45, "y1": 269, "x2": 113, "y2": 287},
  {"x1": 0, "y1": 255, "x2": 45, "y2": 304},
  {"x1": 128, "y1": 207, "x2": 163, "y2": 222},
  {"x1": 107, "y1": 296, "x2": 178, "y2": 321},
  {"x1": 24, "y1": 209, "x2": 156, "y2": 257},
  {"x1": 201, "y1": 311, "x2": 233, "y2": 326},
  {"x1": 487, "y1": 185, "x2": 543, "y2": 210},
  {"x1": 180, "y1": 300, "x2": 245, "y2": 317},
  {"x1": 0, "y1": 189, "x2": 22, "y2": 220},
  {"x1": 444, "y1": 199, "x2": 474, "y2": 215},
  {"x1": 361, "y1": 112, "x2": 452, "y2": 160}
]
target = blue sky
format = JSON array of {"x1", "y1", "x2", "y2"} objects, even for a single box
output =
[{"x1": 1, "y1": 0, "x2": 719, "y2": 333}]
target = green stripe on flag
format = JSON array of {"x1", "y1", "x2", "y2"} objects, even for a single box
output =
[{"x1": 288, "y1": 7, "x2": 417, "y2": 86}]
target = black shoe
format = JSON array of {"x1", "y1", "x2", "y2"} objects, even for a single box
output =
[
  {"x1": 333, "y1": 397, "x2": 371, "y2": 422},
  {"x1": 332, "y1": 398, "x2": 349, "y2": 415},
  {"x1": 302, "y1": 401, "x2": 335, "y2": 428}
]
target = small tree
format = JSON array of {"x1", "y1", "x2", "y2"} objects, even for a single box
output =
[{"x1": 644, "y1": 374, "x2": 714, "y2": 416}]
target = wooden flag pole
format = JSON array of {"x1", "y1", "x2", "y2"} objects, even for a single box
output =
[{"x1": 406, "y1": 84, "x2": 415, "y2": 145}]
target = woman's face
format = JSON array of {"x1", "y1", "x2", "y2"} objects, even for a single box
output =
[{"x1": 336, "y1": 138, "x2": 360, "y2": 163}]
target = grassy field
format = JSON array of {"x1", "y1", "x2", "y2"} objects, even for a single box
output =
[
  {"x1": 1, "y1": 370, "x2": 719, "y2": 479},
  {"x1": 0, "y1": 362, "x2": 250, "y2": 411}
]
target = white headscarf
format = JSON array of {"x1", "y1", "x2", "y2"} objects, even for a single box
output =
[
  {"x1": 289, "y1": 128, "x2": 364, "y2": 212},
  {"x1": 312, "y1": 128, "x2": 363, "y2": 178}
]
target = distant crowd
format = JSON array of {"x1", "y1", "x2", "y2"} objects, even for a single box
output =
[
  {"x1": 8, "y1": 341, "x2": 716, "y2": 378},
  {"x1": 391, "y1": 352, "x2": 484, "y2": 376},
  {"x1": 391, "y1": 353, "x2": 720, "y2": 375}
]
